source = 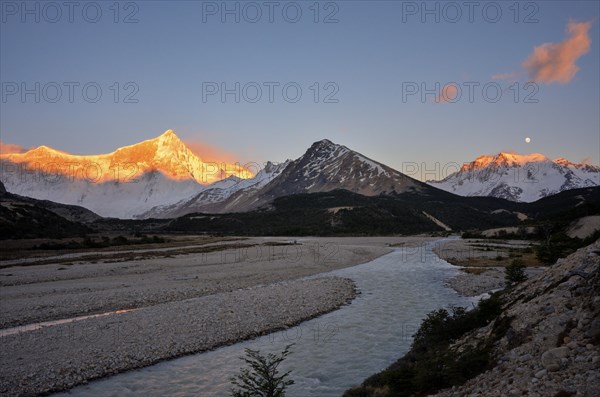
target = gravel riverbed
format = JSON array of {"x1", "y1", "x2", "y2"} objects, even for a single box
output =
[{"x1": 0, "y1": 277, "x2": 356, "y2": 397}]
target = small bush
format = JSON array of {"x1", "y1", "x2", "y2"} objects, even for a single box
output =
[
  {"x1": 345, "y1": 293, "x2": 505, "y2": 397},
  {"x1": 505, "y1": 259, "x2": 527, "y2": 285},
  {"x1": 554, "y1": 390, "x2": 574, "y2": 397},
  {"x1": 231, "y1": 344, "x2": 294, "y2": 397},
  {"x1": 111, "y1": 235, "x2": 129, "y2": 245}
]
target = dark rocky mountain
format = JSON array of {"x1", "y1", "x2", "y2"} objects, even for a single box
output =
[{"x1": 149, "y1": 139, "x2": 435, "y2": 217}]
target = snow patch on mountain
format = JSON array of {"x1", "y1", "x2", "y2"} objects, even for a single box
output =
[{"x1": 140, "y1": 160, "x2": 291, "y2": 218}]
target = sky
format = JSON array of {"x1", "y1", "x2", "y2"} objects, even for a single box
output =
[{"x1": 1, "y1": 0, "x2": 599, "y2": 181}]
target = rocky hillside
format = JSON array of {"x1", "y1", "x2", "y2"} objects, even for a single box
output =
[
  {"x1": 345, "y1": 241, "x2": 600, "y2": 397},
  {"x1": 434, "y1": 242, "x2": 599, "y2": 397},
  {"x1": 177, "y1": 139, "x2": 430, "y2": 214},
  {"x1": 0, "y1": 181, "x2": 94, "y2": 239}
]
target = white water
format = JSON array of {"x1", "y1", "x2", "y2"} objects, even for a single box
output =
[{"x1": 55, "y1": 240, "x2": 477, "y2": 397}]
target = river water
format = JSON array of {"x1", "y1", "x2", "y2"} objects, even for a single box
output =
[{"x1": 55, "y1": 240, "x2": 477, "y2": 397}]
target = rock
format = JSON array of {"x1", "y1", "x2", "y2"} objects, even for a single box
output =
[
  {"x1": 567, "y1": 341, "x2": 578, "y2": 350},
  {"x1": 543, "y1": 305, "x2": 556, "y2": 314},
  {"x1": 541, "y1": 347, "x2": 570, "y2": 371},
  {"x1": 519, "y1": 353, "x2": 532, "y2": 362},
  {"x1": 551, "y1": 346, "x2": 570, "y2": 358},
  {"x1": 534, "y1": 369, "x2": 547, "y2": 378},
  {"x1": 545, "y1": 363, "x2": 560, "y2": 372}
]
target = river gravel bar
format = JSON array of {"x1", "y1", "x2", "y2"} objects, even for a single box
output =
[{"x1": 0, "y1": 277, "x2": 355, "y2": 397}]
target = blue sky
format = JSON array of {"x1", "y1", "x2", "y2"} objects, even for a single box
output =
[{"x1": 1, "y1": 1, "x2": 599, "y2": 180}]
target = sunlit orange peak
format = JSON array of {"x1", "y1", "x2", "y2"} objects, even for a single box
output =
[{"x1": 0, "y1": 130, "x2": 254, "y2": 185}]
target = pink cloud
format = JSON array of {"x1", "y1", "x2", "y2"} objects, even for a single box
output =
[
  {"x1": 491, "y1": 72, "x2": 518, "y2": 81},
  {"x1": 0, "y1": 140, "x2": 29, "y2": 155},
  {"x1": 434, "y1": 83, "x2": 460, "y2": 104},
  {"x1": 522, "y1": 21, "x2": 592, "y2": 84},
  {"x1": 183, "y1": 140, "x2": 239, "y2": 164}
]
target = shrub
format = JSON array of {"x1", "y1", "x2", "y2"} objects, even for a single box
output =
[
  {"x1": 344, "y1": 293, "x2": 505, "y2": 397},
  {"x1": 230, "y1": 344, "x2": 295, "y2": 397},
  {"x1": 505, "y1": 259, "x2": 527, "y2": 285},
  {"x1": 111, "y1": 235, "x2": 129, "y2": 245}
]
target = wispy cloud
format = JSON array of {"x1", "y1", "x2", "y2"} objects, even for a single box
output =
[
  {"x1": 0, "y1": 140, "x2": 30, "y2": 155},
  {"x1": 183, "y1": 140, "x2": 239, "y2": 164},
  {"x1": 434, "y1": 83, "x2": 459, "y2": 104},
  {"x1": 522, "y1": 20, "x2": 592, "y2": 84},
  {"x1": 491, "y1": 72, "x2": 518, "y2": 81}
]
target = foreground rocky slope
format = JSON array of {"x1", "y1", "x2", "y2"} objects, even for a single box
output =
[{"x1": 433, "y1": 241, "x2": 600, "y2": 397}]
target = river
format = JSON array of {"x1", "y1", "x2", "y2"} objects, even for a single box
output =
[{"x1": 55, "y1": 240, "x2": 477, "y2": 397}]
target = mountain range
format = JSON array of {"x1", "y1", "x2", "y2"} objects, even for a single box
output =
[
  {"x1": 1, "y1": 130, "x2": 598, "y2": 219},
  {"x1": 142, "y1": 138, "x2": 428, "y2": 218},
  {"x1": 428, "y1": 152, "x2": 599, "y2": 202},
  {"x1": 0, "y1": 130, "x2": 252, "y2": 218}
]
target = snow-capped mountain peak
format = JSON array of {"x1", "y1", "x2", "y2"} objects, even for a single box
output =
[
  {"x1": 465, "y1": 152, "x2": 550, "y2": 171},
  {"x1": 195, "y1": 138, "x2": 426, "y2": 214},
  {"x1": 430, "y1": 152, "x2": 599, "y2": 202},
  {"x1": 0, "y1": 130, "x2": 254, "y2": 218}
]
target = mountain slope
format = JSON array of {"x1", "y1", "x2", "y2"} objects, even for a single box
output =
[
  {"x1": 164, "y1": 185, "x2": 600, "y2": 236},
  {"x1": 0, "y1": 181, "x2": 95, "y2": 239},
  {"x1": 171, "y1": 139, "x2": 432, "y2": 215},
  {"x1": 140, "y1": 160, "x2": 290, "y2": 218},
  {"x1": 0, "y1": 130, "x2": 253, "y2": 218},
  {"x1": 429, "y1": 152, "x2": 599, "y2": 202},
  {"x1": 165, "y1": 188, "x2": 520, "y2": 236}
]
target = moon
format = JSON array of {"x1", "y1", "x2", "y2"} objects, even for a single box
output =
[{"x1": 525, "y1": 137, "x2": 531, "y2": 143}]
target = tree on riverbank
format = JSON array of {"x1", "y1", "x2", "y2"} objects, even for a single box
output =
[
  {"x1": 230, "y1": 344, "x2": 295, "y2": 397},
  {"x1": 505, "y1": 259, "x2": 528, "y2": 285}
]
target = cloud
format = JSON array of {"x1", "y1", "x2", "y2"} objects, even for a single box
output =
[
  {"x1": 491, "y1": 72, "x2": 518, "y2": 81},
  {"x1": 522, "y1": 20, "x2": 592, "y2": 84},
  {"x1": 579, "y1": 156, "x2": 592, "y2": 165},
  {"x1": 183, "y1": 140, "x2": 239, "y2": 164},
  {"x1": 434, "y1": 83, "x2": 460, "y2": 103},
  {"x1": 0, "y1": 140, "x2": 29, "y2": 155}
]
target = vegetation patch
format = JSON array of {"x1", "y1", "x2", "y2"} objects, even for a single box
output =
[
  {"x1": 343, "y1": 293, "x2": 505, "y2": 397},
  {"x1": 33, "y1": 234, "x2": 167, "y2": 250},
  {"x1": 462, "y1": 267, "x2": 489, "y2": 275}
]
